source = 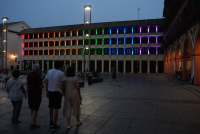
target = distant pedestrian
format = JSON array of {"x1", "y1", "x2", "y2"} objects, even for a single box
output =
[
  {"x1": 63, "y1": 66, "x2": 82, "y2": 129},
  {"x1": 7, "y1": 70, "x2": 26, "y2": 123},
  {"x1": 45, "y1": 61, "x2": 65, "y2": 131},
  {"x1": 27, "y1": 64, "x2": 44, "y2": 129},
  {"x1": 109, "y1": 67, "x2": 119, "y2": 85}
]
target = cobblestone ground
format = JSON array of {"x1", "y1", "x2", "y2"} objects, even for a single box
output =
[{"x1": 0, "y1": 74, "x2": 200, "y2": 134}]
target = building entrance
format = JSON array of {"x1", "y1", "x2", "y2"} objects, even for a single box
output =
[
  {"x1": 118, "y1": 61, "x2": 123, "y2": 73},
  {"x1": 158, "y1": 61, "x2": 164, "y2": 73},
  {"x1": 126, "y1": 61, "x2": 131, "y2": 73},
  {"x1": 150, "y1": 61, "x2": 156, "y2": 73},
  {"x1": 142, "y1": 61, "x2": 147, "y2": 73}
]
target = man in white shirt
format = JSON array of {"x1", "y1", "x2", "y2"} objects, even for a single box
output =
[{"x1": 45, "y1": 61, "x2": 65, "y2": 131}]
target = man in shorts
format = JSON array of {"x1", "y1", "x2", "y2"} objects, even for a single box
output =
[
  {"x1": 45, "y1": 61, "x2": 65, "y2": 130},
  {"x1": 27, "y1": 64, "x2": 44, "y2": 129}
]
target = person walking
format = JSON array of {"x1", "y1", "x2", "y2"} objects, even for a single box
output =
[
  {"x1": 45, "y1": 61, "x2": 65, "y2": 131},
  {"x1": 63, "y1": 66, "x2": 82, "y2": 129},
  {"x1": 7, "y1": 70, "x2": 26, "y2": 123},
  {"x1": 109, "y1": 67, "x2": 119, "y2": 85},
  {"x1": 27, "y1": 64, "x2": 44, "y2": 129}
]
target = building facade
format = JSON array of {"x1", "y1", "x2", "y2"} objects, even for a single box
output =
[
  {"x1": 0, "y1": 21, "x2": 30, "y2": 70},
  {"x1": 163, "y1": 0, "x2": 200, "y2": 85},
  {"x1": 18, "y1": 18, "x2": 164, "y2": 73}
]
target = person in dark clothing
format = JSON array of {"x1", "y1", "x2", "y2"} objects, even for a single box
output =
[
  {"x1": 27, "y1": 64, "x2": 44, "y2": 129},
  {"x1": 109, "y1": 67, "x2": 119, "y2": 85}
]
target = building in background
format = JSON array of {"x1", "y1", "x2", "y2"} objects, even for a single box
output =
[
  {"x1": 0, "y1": 21, "x2": 30, "y2": 70},
  {"x1": 163, "y1": 0, "x2": 200, "y2": 85},
  {"x1": 18, "y1": 18, "x2": 164, "y2": 74}
]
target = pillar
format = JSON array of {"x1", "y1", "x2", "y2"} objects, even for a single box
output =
[
  {"x1": 102, "y1": 60, "x2": 104, "y2": 73},
  {"x1": 42, "y1": 60, "x2": 44, "y2": 71},
  {"x1": 52, "y1": 60, "x2": 54, "y2": 69},
  {"x1": 82, "y1": 60, "x2": 84, "y2": 72},
  {"x1": 156, "y1": 60, "x2": 158, "y2": 73},
  {"x1": 109, "y1": 60, "x2": 111, "y2": 73},
  {"x1": 191, "y1": 55, "x2": 200, "y2": 85},
  {"x1": 131, "y1": 60, "x2": 133, "y2": 73},
  {"x1": 167, "y1": 60, "x2": 170, "y2": 75},
  {"x1": 171, "y1": 59, "x2": 175, "y2": 75},
  {"x1": 95, "y1": 60, "x2": 97, "y2": 71},
  {"x1": 70, "y1": 60, "x2": 71, "y2": 66},
  {"x1": 139, "y1": 60, "x2": 142, "y2": 73},
  {"x1": 176, "y1": 58, "x2": 181, "y2": 72},
  {"x1": 165, "y1": 60, "x2": 168, "y2": 73},
  {"x1": 123, "y1": 60, "x2": 126, "y2": 73}
]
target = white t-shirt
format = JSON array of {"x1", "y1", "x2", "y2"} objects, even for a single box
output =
[
  {"x1": 45, "y1": 69, "x2": 66, "y2": 92},
  {"x1": 7, "y1": 78, "x2": 23, "y2": 101},
  {"x1": 64, "y1": 76, "x2": 79, "y2": 97}
]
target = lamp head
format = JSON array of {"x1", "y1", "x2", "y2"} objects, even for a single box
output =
[
  {"x1": 84, "y1": 5, "x2": 91, "y2": 10},
  {"x1": 2, "y1": 17, "x2": 9, "y2": 22}
]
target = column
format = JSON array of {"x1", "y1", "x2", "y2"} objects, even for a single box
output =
[
  {"x1": 76, "y1": 60, "x2": 78, "y2": 72},
  {"x1": 82, "y1": 60, "x2": 84, "y2": 72},
  {"x1": 123, "y1": 60, "x2": 126, "y2": 73},
  {"x1": 95, "y1": 60, "x2": 97, "y2": 71},
  {"x1": 156, "y1": 60, "x2": 158, "y2": 74},
  {"x1": 109, "y1": 60, "x2": 111, "y2": 73},
  {"x1": 171, "y1": 59, "x2": 175, "y2": 76},
  {"x1": 147, "y1": 60, "x2": 150, "y2": 73},
  {"x1": 42, "y1": 60, "x2": 44, "y2": 71},
  {"x1": 102, "y1": 60, "x2": 104, "y2": 73},
  {"x1": 70, "y1": 60, "x2": 71, "y2": 66},
  {"x1": 139, "y1": 60, "x2": 142, "y2": 73},
  {"x1": 131, "y1": 60, "x2": 134, "y2": 73}
]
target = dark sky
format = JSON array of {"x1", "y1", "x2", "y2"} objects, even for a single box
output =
[{"x1": 0, "y1": 0, "x2": 164, "y2": 28}]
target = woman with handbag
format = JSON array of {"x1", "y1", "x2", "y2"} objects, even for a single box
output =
[
  {"x1": 63, "y1": 66, "x2": 82, "y2": 129},
  {"x1": 7, "y1": 70, "x2": 26, "y2": 123}
]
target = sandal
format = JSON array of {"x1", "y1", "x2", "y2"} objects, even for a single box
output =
[{"x1": 67, "y1": 125, "x2": 73, "y2": 129}]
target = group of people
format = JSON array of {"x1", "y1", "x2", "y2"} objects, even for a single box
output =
[{"x1": 6, "y1": 61, "x2": 82, "y2": 130}]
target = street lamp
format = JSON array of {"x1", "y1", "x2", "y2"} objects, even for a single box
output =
[
  {"x1": 83, "y1": 5, "x2": 91, "y2": 73},
  {"x1": 2, "y1": 17, "x2": 9, "y2": 70}
]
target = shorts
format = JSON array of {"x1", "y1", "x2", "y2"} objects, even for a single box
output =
[
  {"x1": 112, "y1": 76, "x2": 116, "y2": 78},
  {"x1": 48, "y1": 91, "x2": 62, "y2": 109},
  {"x1": 28, "y1": 97, "x2": 42, "y2": 111}
]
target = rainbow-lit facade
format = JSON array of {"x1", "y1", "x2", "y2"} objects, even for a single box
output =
[{"x1": 18, "y1": 18, "x2": 164, "y2": 73}]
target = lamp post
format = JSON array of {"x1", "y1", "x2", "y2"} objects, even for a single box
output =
[
  {"x1": 83, "y1": 5, "x2": 91, "y2": 73},
  {"x1": 2, "y1": 17, "x2": 8, "y2": 71}
]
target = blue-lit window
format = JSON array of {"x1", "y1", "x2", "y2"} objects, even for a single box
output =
[
  {"x1": 109, "y1": 38, "x2": 111, "y2": 45},
  {"x1": 126, "y1": 38, "x2": 132, "y2": 44},
  {"x1": 126, "y1": 27, "x2": 132, "y2": 34},
  {"x1": 119, "y1": 28, "x2": 123, "y2": 34},
  {"x1": 134, "y1": 48, "x2": 140, "y2": 55},
  {"x1": 111, "y1": 48, "x2": 117, "y2": 55},
  {"x1": 118, "y1": 48, "x2": 124, "y2": 55},
  {"x1": 124, "y1": 38, "x2": 126, "y2": 45},
  {"x1": 126, "y1": 48, "x2": 132, "y2": 55}
]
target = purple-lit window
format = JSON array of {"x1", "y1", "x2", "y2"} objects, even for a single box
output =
[
  {"x1": 141, "y1": 48, "x2": 148, "y2": 55},
  {"x1": 156, "y1": 26, "x2": 158, "y2": 33},
  {"x1": 148, "y1": 26, "x2": 150, "y2": 33},
  {"x1": 148, "y1": 37, "x2": 149, "y2": 44},
  {"x1": 140, "y1": 37, "x2": 141, "y2": 44},
  {"x1": 140, "y1": 27, "x2": 142, "y2": 33},
  {"x1": 156, "y1": 37, "x2": 158, "y2": 44},
  {"x1": 149, "y1": 47, "x2": 156, "y2": 54}
]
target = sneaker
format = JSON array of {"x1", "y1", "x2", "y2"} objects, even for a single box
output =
[
  {"x1": 76, "y1": 120, "x2": 83, "y2": 126},
  {"x1": 50, "y1": 121, "x2": 54, "y2": 128},
  {"x1": 52, "y1": 124, "x2": 60, "y2": 131},
  {"x1": 30, "y1": 124, "x2": 40, "y2": 129},
  {"x1": 67, "y1": 124, "x2": 73, "y2": 129}
]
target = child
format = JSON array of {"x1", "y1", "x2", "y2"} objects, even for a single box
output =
[{"x1": 7, "y1": 70, "x2": 26, "y2": 123}]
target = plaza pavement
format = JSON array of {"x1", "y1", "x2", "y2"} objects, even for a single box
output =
[{"x1": 0, "y1": 73, "x2": 200, "y2": 134}]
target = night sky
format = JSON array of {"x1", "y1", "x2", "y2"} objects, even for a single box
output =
[{"x1": 0, "y1": 0, "x2": 164, "y2": 28}]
